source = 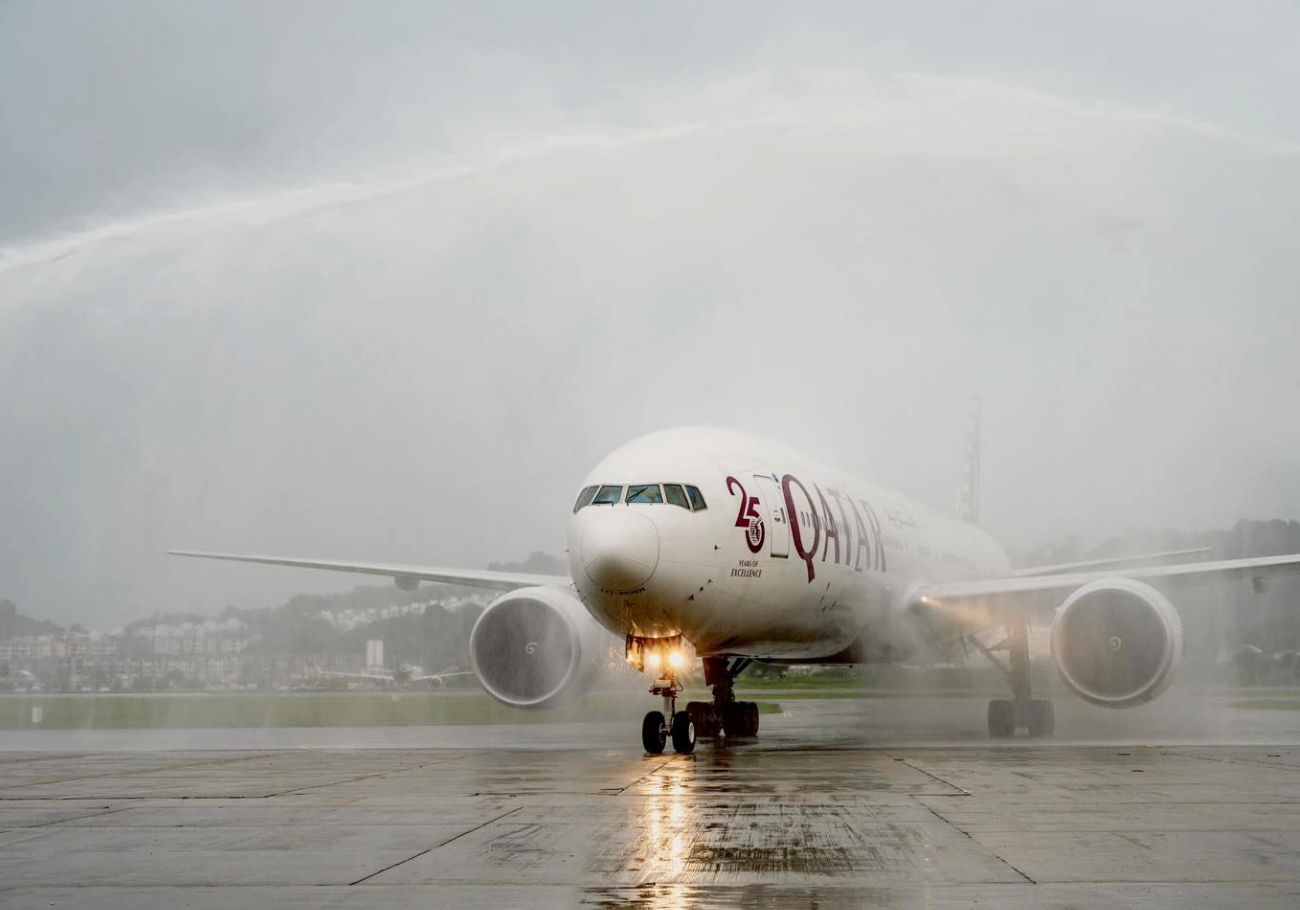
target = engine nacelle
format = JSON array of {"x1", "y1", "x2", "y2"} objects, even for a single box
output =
[
  {"x1": 469, "y1": 586, "x2": 606, "y2": 710},
  {"x1": 1050, "y1": 578, "x2": 1184, "y2": 708}
]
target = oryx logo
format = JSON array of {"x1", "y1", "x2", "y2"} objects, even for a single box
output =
[{"x1": 726, "y1": 476, "x2": 765, "y2": 553}]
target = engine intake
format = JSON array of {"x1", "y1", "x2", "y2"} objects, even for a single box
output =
[
  {"x1": 469, "y1": 586, "x2": 604, "y2": 709},
  {"x1": 1050, "y1": 578, "x2": 1184, "y2": 708}
]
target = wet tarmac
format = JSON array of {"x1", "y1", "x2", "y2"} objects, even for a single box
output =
[{"x1": 1, "y1": 695, "x2": 1299, "y2": 908}]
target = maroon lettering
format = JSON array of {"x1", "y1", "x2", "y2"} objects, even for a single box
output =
[
  {"x1": 815, "y1": 484, "x2": 841, "y2": 565},
  {"x1": 858, "y1": 498, "x2": 887, "y2": 572},
  {"x1": 782, "y1": 474, "x2": 820, "y2": 582},
  {"x1": 828, "y1": 489, "x2": 854, "y2": 566},
  {"x1": 848, "y1": 497, "x2": 874, "y2": 571}
]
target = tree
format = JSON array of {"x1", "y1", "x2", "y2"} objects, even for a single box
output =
[{"x1": 0, "y1": 600, "x2": 16, "y2": 639}]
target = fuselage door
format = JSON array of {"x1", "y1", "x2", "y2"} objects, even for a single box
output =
[{"x1": 752, "y1": 473, "x2": 789, "y2": 558}]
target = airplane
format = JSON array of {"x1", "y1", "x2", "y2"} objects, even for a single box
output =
[
  {"x1": 172, "y1": 426, "x2": 1300, "y2": 754},
  {"x1": 310, "y1": 663, "x2": 473, "y2": 688}
]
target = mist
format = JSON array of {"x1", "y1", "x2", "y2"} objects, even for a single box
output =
[{"x1": 2, "y1": 7, "x2": 1300, "y2": 631}]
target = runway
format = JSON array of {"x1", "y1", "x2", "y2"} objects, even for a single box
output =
[{"x1": 1, "y1": 695, "x2": 1299, "y2": 908}]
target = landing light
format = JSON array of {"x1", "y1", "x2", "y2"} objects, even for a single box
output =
[
  {"x1": 646, "y1": 652, "x2": 663, "y2": 670},
  {"x1": 667, "y1": 650, "x2": 686, "y2": 670}
]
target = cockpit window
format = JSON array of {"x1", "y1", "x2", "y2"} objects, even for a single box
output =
[
  {"x1": 663, "y1": 484, "x2": 689, "y2": 509},
  {"x1": 575, "y1": 483, "x2": 705, "y2": 511},
  {"x1": 592, "y1": 484, "x2": 623, "y2": 505},
  {"x1": 625, "y1": 484, "x2": 664, "y2": 504},
  {"x1": 573, "y1": 486, "x2": 598, "y2": 513},
  {"x1": 686, "y1": 485, "x2": 707, "y2": 511}
]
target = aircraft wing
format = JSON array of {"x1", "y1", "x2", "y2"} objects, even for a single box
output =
[
  {"x1": 916, "y1": 552, "x2": 1300, "y2": 621},
  {"x1": 168, "y1": 550, "x2": 569, "y2": 592},
  {"x1": 316, "y1": 669, "x2": 395, "y2": 682},
  {"x1": 1010, "y1": 547, "x2": 1211, "y2": 577},
  {"x1": 409, "y1": 671, "x2": 476, "y2": 683}
]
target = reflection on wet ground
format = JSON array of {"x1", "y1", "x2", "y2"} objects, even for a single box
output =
[{"x1": 0, "y1": 696, "x2": 1298, "y2": 908}]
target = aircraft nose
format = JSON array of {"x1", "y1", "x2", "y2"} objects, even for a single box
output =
[{"x1": 581, "y1": 509, "x2": 659, "y2": 592}]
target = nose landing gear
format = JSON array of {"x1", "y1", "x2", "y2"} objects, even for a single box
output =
[
  {"x1": 643, "y1": 673, "x2": 695, "y2": 755},
  {"x1": 628, "y1": 635, "x2": 696, "y2": 755}
]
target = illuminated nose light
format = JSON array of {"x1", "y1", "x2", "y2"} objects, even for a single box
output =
[{"x1": 623, "y1": 634, "x2": 686, "y2": 674}]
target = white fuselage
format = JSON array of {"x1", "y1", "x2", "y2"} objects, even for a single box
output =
[{"x1": 566, "y1": 427, "x2": 1010, "y2": 662}]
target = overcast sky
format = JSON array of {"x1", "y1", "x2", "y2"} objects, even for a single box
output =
[{"x1": 2, "y1": 2, "x2": 1299, "y2": 627}]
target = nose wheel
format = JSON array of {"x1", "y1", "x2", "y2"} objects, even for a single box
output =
[
  {"x1": 671, "y1": 710, "x2": 696, "y2": 752},
  {"x1": 641, "y1": 710, "x2": 667, "y2": 753}
]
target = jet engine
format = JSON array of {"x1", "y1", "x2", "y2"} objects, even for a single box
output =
[
  {"x1": 469, "y1": 586, "x2": 606, "y2": 709},
  {"x1": 1050, "y1": 578, "x2": 1184, "y2": 708}
]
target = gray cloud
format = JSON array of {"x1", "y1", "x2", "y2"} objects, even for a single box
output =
[
  {"x1": 2, "y1": 6, "x2": 1299, "y2": 627},
  {"x1": 5, "y1": 2, "x2": 1300, "y2": 241}
]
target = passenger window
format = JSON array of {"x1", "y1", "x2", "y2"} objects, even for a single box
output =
[
  {"x1": 573, "y1": 486, "x2": 598, "y2": 513},
  {"x1": 593, "y1": 485, "x2": 623, "y2": 505},
  {"x1": 663, "y1": 484, "x2": 689, "y2": 509},
  {"x1": 626, "y1": 484, "x2": 664, "y2": 504},
  {"x1": 686, "y1": 486, "x2": 707, "y2": 511}
]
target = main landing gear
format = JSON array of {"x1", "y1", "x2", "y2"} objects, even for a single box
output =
[
  {"x1": 688, "y1": 656, "x2": 760, "y2": 742},
  {"x1": 968, "y1": 617, "x2": 1054, "y2": 738}
]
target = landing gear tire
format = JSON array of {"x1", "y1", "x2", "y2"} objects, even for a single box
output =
[
  {"x1": 722, "y1": 702, "x2": 742, "y2": 737},
  {"x1": 686, "y1": 701, "x2": 717, "y2": 738},
  {"x1": 671, "y1": 711, "x2": 696, "y2": 754},
  {"x1": 988, "y1": 699, "x2": 1015, "y2": 738},
  {"x1": 642, "y1": 711, "x2": 667, "y2": 754},
  {"x1": 723, "y1": 701, "x2": 759, "y2": 737},
  {"x1": 1028, "y1": 699, "x2": 1055, "y2": 738}
]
